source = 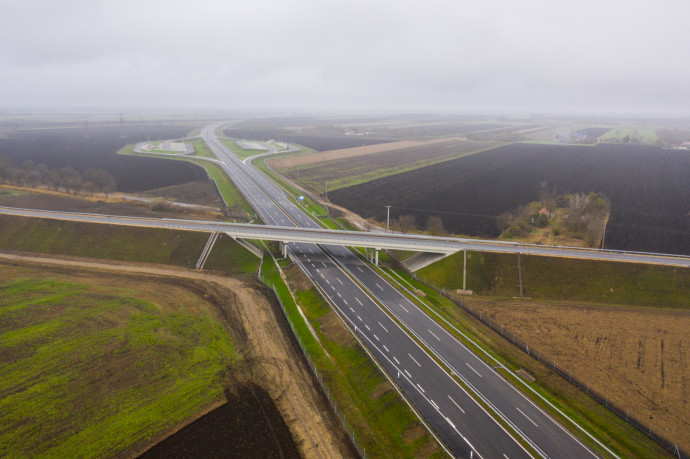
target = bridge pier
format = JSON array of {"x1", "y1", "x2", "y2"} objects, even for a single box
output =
[
  {"x1": 364, "y1": 248, "x2": 380, "y2": 266},
  {"x1": 281, "y1": 242, "x2": 288, "y2": 258},
  {"x1": 196, "y1": 232, "x2": 219, "y2": 270}
]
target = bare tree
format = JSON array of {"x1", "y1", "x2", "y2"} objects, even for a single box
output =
[
  {"x1": 395, "y1": 214, "x2": 416, "y2": 234},
  {"x1": 426, "y1": 216, "x2": 445, "y2": 236},
  {"x1": 0, "y1": 156, "x2": 11, "y2": 184},
  {"x1": 84, "y1": 168, "x2": 116, "y2": 197},
  {"x1": 58, "y1": 167, "x2": 82, "y2": 195},
  {"x1": 538, "y1": 181, "x2": 558, "y2": 211}
]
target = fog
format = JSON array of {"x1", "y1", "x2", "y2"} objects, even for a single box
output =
[{"x1": 2, "y1": 0, "x2": 689, "y2": 115}]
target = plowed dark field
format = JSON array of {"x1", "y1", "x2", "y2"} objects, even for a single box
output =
[
  {"x1": 330, "y1": 143, "x2": 690, "y2": 255},
  {"x1": 141, "y1": 385, "x2": 300, "y2": 459},
  {"x1": 0, "y1": 125, "x2": 205, "y2": 192}
]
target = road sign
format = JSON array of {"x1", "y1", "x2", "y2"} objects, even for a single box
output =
[{"x1": 297, "y1": 195, "x2": 304, "y2": 201}]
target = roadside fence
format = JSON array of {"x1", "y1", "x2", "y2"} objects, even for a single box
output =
[{"x1": 259, "y1": 272, "x2": 367, "y2": 459}]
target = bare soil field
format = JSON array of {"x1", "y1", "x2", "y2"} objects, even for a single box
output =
[
  {"x1": 141, "y1": 384, "x2": 300, "y2": 458},
  {"x1": 0, "y1": 125, "x2": 205, "y2": 192},
  {"x1": 471, "y1": 299, "x2": 690, "y2": 452},
  {"x1": 140, "y1": 181, "x2": 223, "y2": 207},
  {"x1": 270, "y1": 138, "x2": 450, "y2": 169},
  {"x1": 330, "y1": 142, "x2": 690, "y2": 255},
  {"x1": 0, "y1": 185, "x2": 223, "y2": 220},
  {"x1": 285, "y1": 138, "x2": 502, "y2": 193},
  {"x1": 0, "y1": 253, "x2": 355, "y2": 458}
]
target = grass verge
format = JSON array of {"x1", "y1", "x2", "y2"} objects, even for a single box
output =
[
  {"x1": 416, "y1": 250, "x2": 690, "y2": 308},
  {"x1": 0, "y1": 215, "x2": 259, "y2": 279},
  {"x1": 218, "y1": 139, "x2": 269, "y2": 159}
]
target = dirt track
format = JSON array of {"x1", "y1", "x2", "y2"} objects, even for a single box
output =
[{"x1": 0, "y1": 251, "x2": 354, "y2": 459}]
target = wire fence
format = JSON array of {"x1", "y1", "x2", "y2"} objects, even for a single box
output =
[
  {"x1": 413, "y1": 276, "x2": 687, "y2": 459},
  {"x1": 259, "y1": 273, "x2": 367, "y2": 459}
]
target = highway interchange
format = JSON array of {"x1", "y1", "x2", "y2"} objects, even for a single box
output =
[
  {"x1": 0, "y1": 123, "x2": 632, "y2": 458},
  {"x1": 201, "y1": 123, "x2": 604, "y2": 458}
]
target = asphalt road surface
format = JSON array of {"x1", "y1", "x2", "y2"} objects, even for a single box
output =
[
  {"x1": 203, "y1": 124, "x2": 540, "y2": 458},
  {"x1": 201, "y1": 123, "x2": 604, "y2": 458}
]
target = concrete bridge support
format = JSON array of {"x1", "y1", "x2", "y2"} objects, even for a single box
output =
[
  {"x1": 196, "y1": 232, "x2": 220, "y2": 270},
  {"x1": 364, "y1": 247, "x2": 380, "y2": 266}
]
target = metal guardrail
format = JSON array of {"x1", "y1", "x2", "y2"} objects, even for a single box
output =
[{"x1": 258, "y1": 271, "x2": 368, "y2": 459}]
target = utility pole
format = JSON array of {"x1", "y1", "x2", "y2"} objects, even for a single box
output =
[
  {"x1": 386, "y1": 205, "x2": 391, "y2": 232},
  {"x1": 463, "y1": 248, "x2": 467, "y2": 291},
  {"x1": 517, "y1": 252, "x2": 524, "y2": 298}
]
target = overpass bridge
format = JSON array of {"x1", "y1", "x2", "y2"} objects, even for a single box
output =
[{"x1": 2, "y1": 206, "x2": 689, "y2": 268}]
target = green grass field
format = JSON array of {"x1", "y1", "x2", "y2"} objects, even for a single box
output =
[
  {"x1": 0, "y1": 215, "x2": 260, "y2": 279},
  {"x1": 599, "y1": 127, "x2": 658, "y2": 143},
  {"x1": 0, "y1": 274, "x2": 238, "y2": 458},
  {"x1": 219, "y1": 139, "x2": 268, "y2": 159},
  {"x1": 189, "y1": 139, "x2": 217, "y2": 159},
  {"x1": 415, "y1": 250, "x2": 690, "y2": 308}
]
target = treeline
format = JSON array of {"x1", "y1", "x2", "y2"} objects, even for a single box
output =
[
  {"x1": 500, "y1": 182, "x2": 610, "y2": 246},
  {"x1": 0, "y1": 155, "x2": 116, "y2": 196}
]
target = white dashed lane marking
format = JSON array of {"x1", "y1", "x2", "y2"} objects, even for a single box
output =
[{"x1": 409, "y1": 354, "x2": 421, "y2": 367}]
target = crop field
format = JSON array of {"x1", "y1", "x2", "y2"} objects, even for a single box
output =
[
  {"x1": 0, "y1": 265, "x2": 240, "y2": 457},
  {"x1": 600, "y1": 127, "x2": 658, "y2": 143},
  {"x1": 573, "y1": 127, "x2": 612, "y2": 138},
  {"x1": 0, "y1": 125, "x2": 205, "y2": 192},
  {"x1": 223, "y1": 127, "x2": 393, "y2": 151},
  {"x1": 472, "y1": 299, "x2": 690, "y2": 452},
  {"x1": 284, "y1": 138, "x2": 502, "y2": 193},
  {"x1": 372, "y1": 121, "x2": 511, "y2": 138},
  {"x1": 270, "y1": 139, "x2": 449, "y2": 169},
  {"x1": 330, "y1": 142, "x2": 690, "y2": 255}
]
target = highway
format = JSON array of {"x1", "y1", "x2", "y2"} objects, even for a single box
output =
[
  {"x1": 202, "y1": 123, "x2": 605, "y2": 458},
  {"x1": 202, "y1": 124, "x2": 537, "y2": 458},
  {"x1": 0, "y1": 125, "x2": 615, "y2": 457}
]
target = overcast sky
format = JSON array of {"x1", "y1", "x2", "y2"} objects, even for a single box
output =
[{"x1": 2, "y1": 0, "x2": 689, "y2": 116}]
